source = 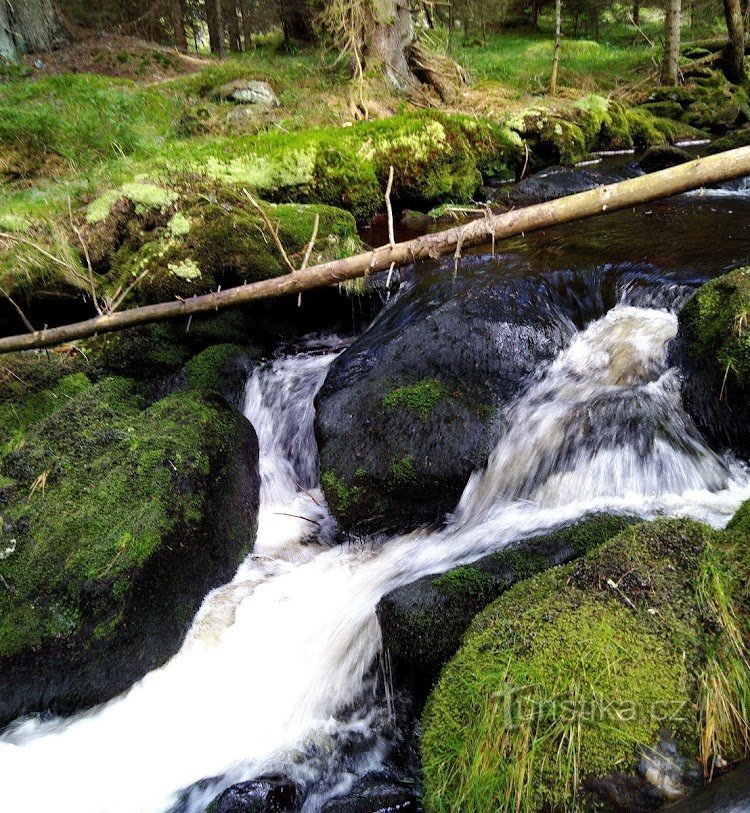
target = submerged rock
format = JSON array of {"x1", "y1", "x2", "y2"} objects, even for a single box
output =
[
  {"x1": 207, "y1": 776, "x2": 297, "y2": 812},
  {"x1": 0, "y1": 363, "x2": 260, "y2": 726},
  {"x1": 665, "y1": 760, "x2": 750, "y2": 812},
  {"x1": 377, "y1": 514, "x2": 636, "y2": 689},
  {"x1": 315, "y1": 262, "x2": 609, "y2": 534},
  {"x1": 321, "y1": 777, "x2": 422, "y2": 812},
  {"x1": 638, "y1": 144, "x2": 692, "y2": 172},
  {"x1": 670, "y1": 266, "x2": 750, "y2": 457},
  {"x1": 420, "y1": 512, "x2": 750, "y2": 813}
]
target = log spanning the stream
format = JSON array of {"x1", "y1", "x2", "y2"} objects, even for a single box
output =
[{"x1": 2, "y1": 145, "x2": 750, "y2": 355}]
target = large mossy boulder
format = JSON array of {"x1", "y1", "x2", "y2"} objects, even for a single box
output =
[
  {"x1": 315, "y1": 264, "x2": 605, "y2": 535},
  {"x1": 377, "y1": 514, "x2": 637, "y2": 690},
  {"x1": 507, "y1": 97, "x2": 680, "y2": 170},
  {"x1": 0, "y1": 357, "x2": 260, "y2": 725},
  {"x1": 421, "y1": 514, "x2": 750, "y2": 812},
  {"x1": 81, "y1": 182, "x2": 363, "y2": 307},
  {"x1": 671, "y1": 266, "x2": 750, "y2": 456},
  {"x1": 641, "y1": 71, "x2": 750, "y2": 133}
]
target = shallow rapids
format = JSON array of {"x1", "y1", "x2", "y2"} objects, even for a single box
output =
[{"x1": 1, "y1": 307, "x2": 749, "y2": 813}]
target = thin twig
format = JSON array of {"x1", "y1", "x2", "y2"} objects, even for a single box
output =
[
  {"x1": 109, "y1": 268, "x2": 151, "y2": 313},
  {"x1": 68, "y1": 197, "x2": 101, "y2": 315},
  {"x1": 300, "y1": 213, "x2": 320, "y2": 272},
  {"x1": 242, "y1": 189, "x2": 296, "y2": 274},
  {"x1": 0, "y1": 286, "x2": 34, "y2": 333},
  {"x1": 271, "y1": 512, "x2": 322, "y2": 526},
  {"x1": 385, "y1": 165, "x2": 396, "y2": 247}
]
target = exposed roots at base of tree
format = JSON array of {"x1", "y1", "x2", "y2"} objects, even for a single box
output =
[{"x1": 407, "y1": 42, "x2": 467, "y2": 104}]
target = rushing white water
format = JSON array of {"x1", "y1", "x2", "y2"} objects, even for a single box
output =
[{"x1": 2, "y1": 307, "x2": 750, "y2": 813}]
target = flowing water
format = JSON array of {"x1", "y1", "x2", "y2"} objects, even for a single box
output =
[{"x1": 3, "y1": 179, "x2": 750, "y2": 812}]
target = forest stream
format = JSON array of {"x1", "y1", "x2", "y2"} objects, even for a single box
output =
[{"x1": 2, "y1": 162, "x2": 750, "y2": 812}]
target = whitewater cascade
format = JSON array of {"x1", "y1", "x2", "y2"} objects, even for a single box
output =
[{"x1": 1, "y1": 307, "x2": 749, "y2": 813}]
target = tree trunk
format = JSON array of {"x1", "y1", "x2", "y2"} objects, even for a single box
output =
[
  {"x1": 550, "y1": 0, "x2": 562, "y2": 95},
  {"x1": 171, "y1": 0, "x2": 188, "y2": 51},
  {"x1": 239, "y1": 0, "x2": 253, "y2": 49},
  {"x1": 277, "y1": 0, "x2": 317, "y2": 45},
  {"x1": 632, "y1": 0, "x2": 640, "y2": 26},
  {"x1": 206, "y1": 0, "x2": 220, "y2": 53},
  {"x1": 531, "y1": 0, "x2": 540, "y2": 29},
  {"x1": 6, "y1": 148, "x2": 750, "y2": 355},
  {"x1": 364, "y1": 0, "x2": 419, "y2": 91},
  {"x1": 0, "y1": 0, "x2": 64, "y2": 62},
  {"x1": 723, "y1": 0, "x2": 746, "y2": 82},
  {"x1": 225, "y1": 0, "x2": 242, "y2": 51},
  {"x1": 662, "y1": 0, "x2": 681, "y2": 84},
  {"x1": 214, "y1": 0, "x2": 226, "y2": 56}
]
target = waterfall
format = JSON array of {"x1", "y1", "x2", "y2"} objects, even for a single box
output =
[{"x1": 1, "y1": 308, "x2": 749, "y2": 813}]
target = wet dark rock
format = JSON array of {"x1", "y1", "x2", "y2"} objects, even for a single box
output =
[
  {"x1": 207, "y1": 777, "x2": 297, "y2": 812},
  {"x1": 638, "y1": 145, "x2": 692, "y2": 172},
  {"x1": 512, "y1": 163, "x2": 640, "y2": 204},
  {"x1": 664, "y1": 761, "x2": 750, "y2": 812},
  {"x1": 315, "y1": 261, "x2": 608, "y2": 534},
  {"x1": 321, "y1": 777, "x2": 422, "y2": 813},
  {"x1": 377, "y1": 514, "x2": 636, "y2": 693},
  {"x1": 670, "y1": 267, "x2": 750, "y2": 458}
]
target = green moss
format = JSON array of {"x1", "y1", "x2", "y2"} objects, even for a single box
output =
[
  {"x1": 626, "y1": 108, "x2": 675, "y2": 149},
  {"x1": 421, "y1": 517, "x2": 750, "y2": 812},
  {"x1": 0, "y1": 380, "x2": 245, "y2": 657},
  {"x1": 0, "y1": 372, "x2": 91, "y2": 452},
  {"x1": 390, "y1": 454, "x2": 416, "y2": 484},
  {"x1": 86, "y1": 182, "x2": 178, "y2": 224},
  {"x1": 382, "y1": 378, "x2": 449, "y2": 418},
  {"x1": 321, "y1": 470, "x2": 365, "y2": 517},
  {"x1": 682, "y1": 266, "x2": 750, "y2": 395},
  {"x1": 434, "y1": 565, "x2": 494, "y2": 598},
  {"x1": 184, "y1": 344, "x2": 246, "y2": 393}
]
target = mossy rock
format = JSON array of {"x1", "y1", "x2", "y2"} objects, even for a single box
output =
[
  {"x1": 644, "y1": 73, "x2": 749, "y2": 133},
  {"x1": 164, "y1": 111, "x2": 520, "y2": 219},
  {"x1": 0, "y1": 374, "x2": 260, "y2": 724},
  {"x1": 104, "y1": 191, "x2": 362, "y2": 307},
  {"x1": 182, "y1": 342, "x2": 255, "y2": 409},
  {"x1": 671, "y1": 266, "x2": 750, "y2": 454},
  {"x1": 421, "y1": 515, "x2": 750, "y2": 812},
  {"x1": 510, "y1": 108, "x2": 589, "y2": 166},
  {"x1": 708, "y1": 128, "x2": 750, "y2": 154},
  {"x1": 377, "y1": 513, "x2": 637, "y2": 690}
]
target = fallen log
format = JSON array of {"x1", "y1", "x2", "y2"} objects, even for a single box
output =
[{"x1": 2, "y1": 146, "x2": 750, "y2": 355}]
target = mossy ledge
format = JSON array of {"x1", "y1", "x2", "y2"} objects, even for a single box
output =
[
  {"x1": 421, "y1": 513, "x2": 750, "y2": 812},
  {"x1": 672, "y1": 266, "x2": 750, "y2": 457},
  {"x1": 0, "y1": 364, "x2": 260, "y2": 725},
  {"x1": 377, "y1": 513, "x2": 636, "y2": 693}
]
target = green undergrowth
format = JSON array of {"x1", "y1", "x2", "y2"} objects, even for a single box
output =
[
  {"x1": 0, "y1": 372, "x2": 244, "y2": 656},
  {"x1": 422, "y1": 515, "x2": 750, "y2": 812},
  {"x1": 0, "y1": 73, "x2": 177, "y2": 178},
  {"x1": 456, "y1": 31, "x2": 658, "y2": 96}
]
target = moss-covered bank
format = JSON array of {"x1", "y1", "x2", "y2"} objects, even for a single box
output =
[
  {"x1": 0, "y1": 351, "x2": 260, "y2": 724},
  {"x1": 421, "y1": 514, "x2": 750, "y2": 812},
  {"x1": 672, "y1": 266, "x2": 750, "y2": 456}
]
